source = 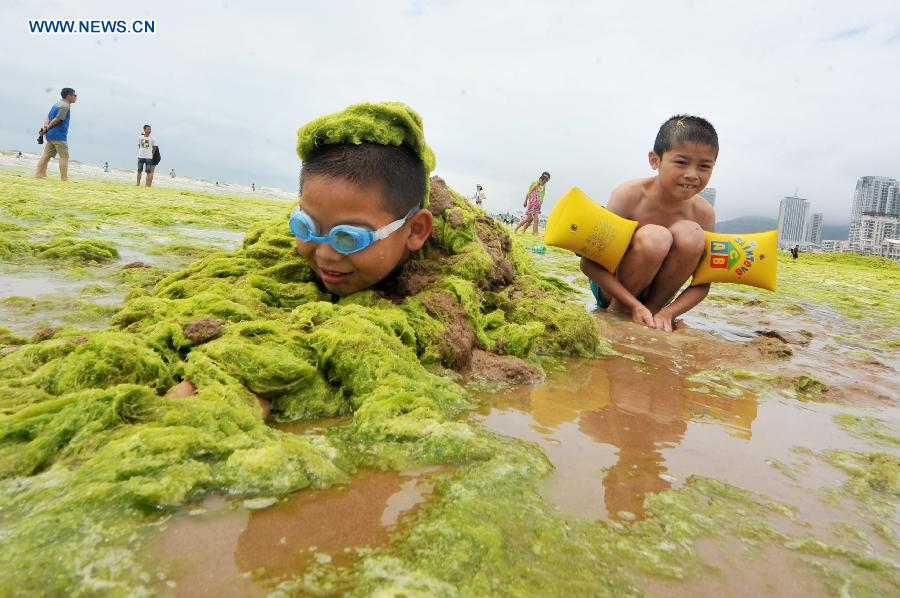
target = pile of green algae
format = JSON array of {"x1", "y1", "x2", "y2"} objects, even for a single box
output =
[
  {"x1": 1, "y1": 170, "x2": 898, "y2": 594},
  {"x1": 0, "y1": 174, "x2": 605, "y2": 593}
]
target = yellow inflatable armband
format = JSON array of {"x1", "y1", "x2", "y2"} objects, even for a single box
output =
[
  {"x1": 545, "y1": 187, "x2": 638, "y2": 272},
  {"x1": 691, "y1": 230, "x2": 777, "y2": 291}
]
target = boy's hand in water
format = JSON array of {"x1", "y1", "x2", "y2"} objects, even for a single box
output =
[
  {"x1": 653, "y1": 310, "x2": 675, "y2": 332},
  {"x1": 631, "y1": 304, "x2": 656, "y2": 328}
]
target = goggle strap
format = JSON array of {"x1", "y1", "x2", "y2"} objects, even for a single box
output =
[{"x1": 371, "y1": 208, "x2": 418, "y2": 241}]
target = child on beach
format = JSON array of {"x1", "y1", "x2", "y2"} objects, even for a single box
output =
[
  {"x1": 290, "y1": 102, "x2": 434, "y2": 296},
  {"x1": 169, "y1": 102, "x2": 436, "y2": 400},
  {"x1": 514, "y1": 171, "x2": 550, "y2": 235},
  {"x1": 580, "y1": 115, "x2": 718, "y2": 332}
]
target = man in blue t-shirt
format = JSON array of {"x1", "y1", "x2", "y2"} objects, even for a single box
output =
[{"x1": 35, "y1": 87, "x2": 77, "y2": 181}]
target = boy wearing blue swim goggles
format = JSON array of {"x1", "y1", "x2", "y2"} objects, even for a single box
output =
[
  {"x1": 292, "y1": 150, "x2": 433, "y2": 296},
  {"x1": 292, "y1": 102, "x2": 436, "y2": 296}
]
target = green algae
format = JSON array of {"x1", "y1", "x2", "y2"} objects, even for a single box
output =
[
  {"x1": 4, "y1": 158, "x2": 896, "y2": 595},
  {"x1": 0, "y1": 170, "x2": 286, "y2": 233},
  {"x1": 2, "y1": 296, "x2": 121, "y2": 327},
  {"x1": 0, "y1": 327, "x2": 27, "y2": 346},
  {"x1": 793, "y1": 375, "x2": 828, "y2": 396},
  {"x1": 834, "y1": 414, "x2": 900, "y2": 447},
  {"x1": 727, "y1": 368, "x2": 781, "y2": 382},
  {"x1": 0, "y1": 236, "x2": 119, "y2": 264},
  {"x1": 0, "y1": 169, "x2": 604, "y2": 591},
  {"x1": 707, "y1": 253, "x2": 900, "y2": 327},
  {"x1": 296, "y1": 102, "x2": 436, "y2": 206},
  {"x1": 146, "y1": 242, "x2": 226, "y2": 261},
  {"x1": 768, "y1": 459, "x2": 802, "y2": 481},
  {"x1": 824, "y1": 451, "x2": 900, "y2": 498},
  {"x1": 686, "y1": 371, "x2": 747, "y2": 398}
]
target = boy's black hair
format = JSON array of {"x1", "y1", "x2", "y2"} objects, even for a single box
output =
[
  {"x1": 300, "y1": 141, "x2": 426, "y2": 217},
  {"x1": 61, "y1": 87, "x2": 75, "y2": 98},
  {"x1": 143, "y1": 124, "x2": 151, "y2": 129},
  {"x1": 653, "y1": 115, "x2": 718, "y2": 158}
]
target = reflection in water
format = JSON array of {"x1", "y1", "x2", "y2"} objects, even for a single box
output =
[
  {"x1": 149, "y1": 468, "x2": 437, "y2": 595},
  {"x1": 476, "y1": 356, "x2": 759, "y2": 520},
  {"x1": 581, "y1": 360, "x2": 686, "y2": 517}
]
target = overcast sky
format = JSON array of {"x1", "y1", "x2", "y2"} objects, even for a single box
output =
[{"x1": 2, "y1": 0, "x2": 899, "y2": 224}]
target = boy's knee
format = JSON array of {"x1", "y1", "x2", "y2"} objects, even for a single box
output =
[
  {"x1": 631, "y1": 225, "x2": 673, "y2": 261},
  {"x1": 669, "y1": 220, "x2": 705, "y2": 257}
]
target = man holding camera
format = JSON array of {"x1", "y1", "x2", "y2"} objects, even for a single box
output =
[{"x1": 35, "y1": 87, "x2": 77, "y2": 181}]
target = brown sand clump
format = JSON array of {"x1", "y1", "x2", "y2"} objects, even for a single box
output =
[
  {"x1": 468, "y1": 349, "x2": 545, "y2": 386},
  {"x1": 182, "y1": 317, "x2": 225, "y2": 345}
]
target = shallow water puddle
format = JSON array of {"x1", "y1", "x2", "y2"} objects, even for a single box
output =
[
  {"x1": 0, "y1": 272, "x2": 85, "y2": 300},
  {"x1": 473, "y1": 356, "x2": 759, "y2": 520},
  {"x1": 473, "y1": 351, "x2": 899, "y2": 592},
  {"x1": 473, "y1": 352, "x2": 898, "y2": 529},
  {"x1": 146, "y1": 466, "x2": 439, "y2": 595}
]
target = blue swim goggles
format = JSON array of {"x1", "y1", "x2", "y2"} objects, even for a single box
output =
[{"x1": 289, "y1": 206, "x2": 418, "y2": 255}]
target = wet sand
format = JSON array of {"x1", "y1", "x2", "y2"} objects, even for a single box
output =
[{"x1": 145, "y1": 468, "x2": 443, "y2": 595}]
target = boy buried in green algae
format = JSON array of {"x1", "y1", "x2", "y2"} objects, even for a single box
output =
[
  {"x1": 581, "y1": 115, "x2": 718, "y2": 332},
  {"x1": 0, "y1": 101, "x2": 602, "y2": 593},
  {"x1": 168, "y1": 102, "x2": 435, "y2": 401},
  {"x1": 166, "y1": 102, "x2": 593, "y2": 404}
]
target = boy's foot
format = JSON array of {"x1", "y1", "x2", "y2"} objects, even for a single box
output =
[{"x1": 607, "y1": 298, "x2": 627, "y2": 313}]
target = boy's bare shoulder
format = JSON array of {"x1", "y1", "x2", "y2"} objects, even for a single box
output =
[{"x1": 607, "y1": 178, "x2": 652, "y2": 217}]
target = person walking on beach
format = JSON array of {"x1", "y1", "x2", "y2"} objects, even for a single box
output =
[
  {"x1": 35, "y1": 87, "x2": 77, "y2": 181},
  {"x1": 136, "y1": 125, "x2": 157, "y2": 187},
  {"x1": 103, "y1": 161, "x2": 110, "y2": 172},
  {"x1": 472, "y1": 184, "x2": 486, "y2": 207},
  {"x1": 515, "y1": 171, "x2": 550, "y2": 235},
  {"x1": 169, "y1": 168, "x2": 176, "y2": 178}
]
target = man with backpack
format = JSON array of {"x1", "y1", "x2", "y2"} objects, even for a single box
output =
[{"x1": 137, "y1": 124, "x2": 159, "y2": 187}]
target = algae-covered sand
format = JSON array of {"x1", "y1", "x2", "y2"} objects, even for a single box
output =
[{"x1": 1, "y1": 167, "x2": 899, "y2": 596}]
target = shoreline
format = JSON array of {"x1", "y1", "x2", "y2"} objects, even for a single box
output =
[{"x1": 0, "y1": 150, "x2": 296, "y2": 201}]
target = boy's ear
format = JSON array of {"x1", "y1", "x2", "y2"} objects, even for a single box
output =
[
  {"x1": 405, "y1": 209, "x2": 433, "y2": 251},
  {"x1": 648, "y1": 151, "x2": 661, "y2": 171}
]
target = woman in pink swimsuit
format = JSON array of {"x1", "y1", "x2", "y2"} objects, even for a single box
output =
[{"x1": 515, "y1": 171, "x2": 550, "y2": 235}]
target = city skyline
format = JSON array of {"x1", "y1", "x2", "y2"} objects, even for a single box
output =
[{"x1": 777, "y1": 175, "x2": 900, "y2": 259}]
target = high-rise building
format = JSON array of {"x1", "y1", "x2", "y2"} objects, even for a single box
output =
[
  {"x1": 777, "y1": 195, "x2": 809, "y2": 247},
  {"x1": 850, "y1": 176, "x2": 899, "y2": 220},
  {"x1": 699, "y1": 187, "x2": 716, "y2": 206},
  {"x1": 849, "y1": 177, "x2": 899, "y2": 248},
  {"x1": 850, "y1": 214, "x2": 897, "y2": 255},
  {"x1": 806, "y1": 212, "x2": 823, "y2": 245}
]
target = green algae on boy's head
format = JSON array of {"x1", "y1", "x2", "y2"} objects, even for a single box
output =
[
  {"x1": 297, "y1": 101, "x2": 436, "y2": 208},
  {"x1": 293, "y1": 102, "x2": 437, "y2": 296}
]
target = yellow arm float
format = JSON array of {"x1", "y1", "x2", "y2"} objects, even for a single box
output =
[
  {"x1": 691, "y1": 230, "x2": 778, "y2": 291},
  {"x1": 544, "y1": 187, "x2": 638, "y2": 273}
]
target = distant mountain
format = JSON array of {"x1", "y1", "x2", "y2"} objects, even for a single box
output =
[
  {"x1": 820, "y1": 224, "x2": 849, "y2": 240},
  {"x1": 715, "y1": 216, "x2": 777, "y2": 233},
  {"x1": 715, "y1": 217, "x2": 850, "y2": 240}
]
